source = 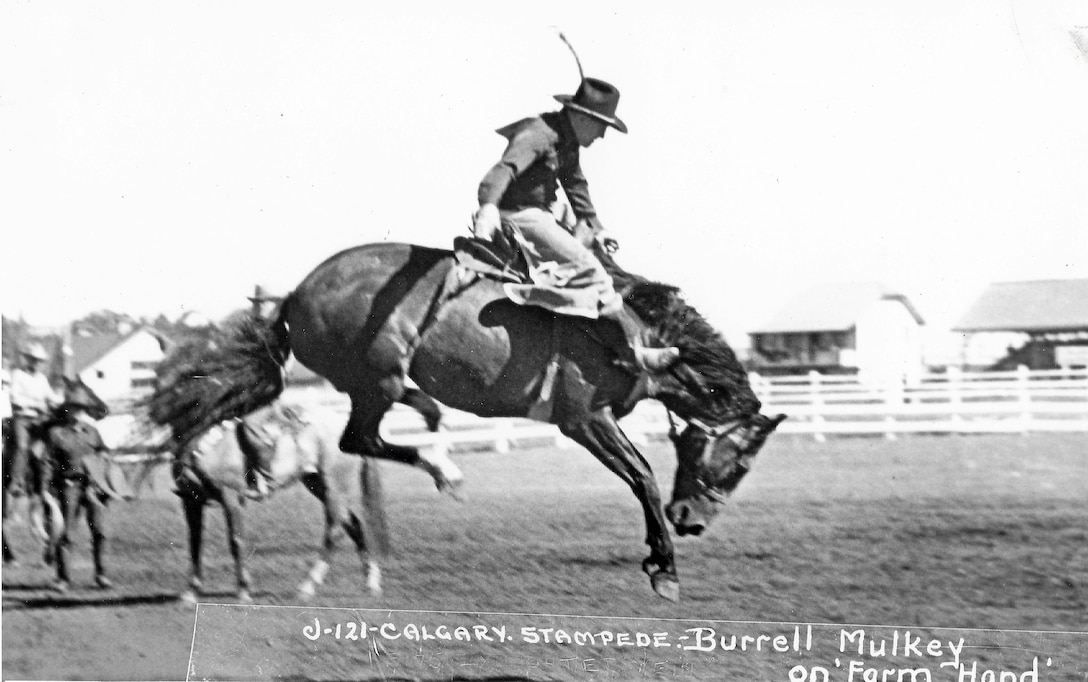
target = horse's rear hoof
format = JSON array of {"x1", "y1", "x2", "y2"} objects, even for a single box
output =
[
  {"x1": 650, "y1": 574, "x2": 680, "y2": 602},
  {"x1": 237, "y1": 590, "x2": 254, "y2": 604},
  {"x1": 179, "y1": 590, "x2": 199, "y2": 606},
  {"x1": 298, "y1": 581, "x2": 316, "y2": 602}
]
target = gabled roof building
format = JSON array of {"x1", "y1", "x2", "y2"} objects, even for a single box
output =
[{"x1": 748, "y1": 282, "x2": 926, "y2": 380}]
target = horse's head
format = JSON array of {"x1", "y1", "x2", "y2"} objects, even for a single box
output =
[
  {"x1": 650, "y1": 359, "x2": 785, "y2": 536},
  {"x1": 664, "y1": 411, "x2": 786, "y2": 537},
  {"x1": 588, "y1": 257, "x2": 787, "y2": 536},
  {"x1": 61, "y1": 376, "x2": 109, "y2": 421}
]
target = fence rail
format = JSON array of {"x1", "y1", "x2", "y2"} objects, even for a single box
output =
[
  {"x1": 749, "y1": 366, "x2": 1088, "y2": 440},
  {"x1": 102, "y1": 367, "x2": 1088, "y2": 460}
]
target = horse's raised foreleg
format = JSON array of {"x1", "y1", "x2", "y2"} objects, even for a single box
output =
[
  {"x1": 180, "y1": 494, "x2": 205, "y2": 604},
  {"x1": 219, "y1": 493, "x2": 252, "y2": 603},
  {"x1": 560, "y1": 410, "x2": 680, "y2": 602}
]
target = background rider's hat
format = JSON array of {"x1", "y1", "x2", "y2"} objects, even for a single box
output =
[
  {"x1": 554, "y1": 77, "x2": 628, "y2": 134},
  {"x1": 247, "y1": 284, "x2": 283, "y2": 304},
  {"x1": 22, "y1": 342, "x2": 48, "y2": 362}
]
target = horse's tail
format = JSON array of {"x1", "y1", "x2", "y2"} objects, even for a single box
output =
[{"x1": 143, "y1": 299, "x2": 294, "y2": 448}]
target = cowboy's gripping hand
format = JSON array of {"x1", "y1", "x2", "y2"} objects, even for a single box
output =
[
  {"x1": 472, "y1": 203, "x2": 500, "y2": 241},
  {"x1": 595, "y1": 229, "x2": 620, "y2": 254}
]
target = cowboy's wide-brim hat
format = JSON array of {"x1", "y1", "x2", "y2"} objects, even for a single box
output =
[{"x1": 554, "y1": 77, "x2": 628, "y2": 134}]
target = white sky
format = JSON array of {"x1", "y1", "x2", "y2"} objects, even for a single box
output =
[{"x1": 2, "y1": 1, "x2": 1086, "y2": 348}]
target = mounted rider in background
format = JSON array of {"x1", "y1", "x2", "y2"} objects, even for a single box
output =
[
  {"x1": 471, "y1": 76, "x2": 679, "y2": 373},
  {"x1": 9, "y1": 343, "x2": 60, "y2": 498}
]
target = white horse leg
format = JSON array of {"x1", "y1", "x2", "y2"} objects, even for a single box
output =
[
  {"x1": 298, "y1": 558, "x2": 329, "y2": 600},
  {"x1": 221, "y1": 495, "x2": 252, "y2": 603},
  {"x1": 365, "y1": 561, "x2": 382, "y2": 595}
]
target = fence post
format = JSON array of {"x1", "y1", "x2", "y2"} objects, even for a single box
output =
[
  {"x1": 948, "y1": 366, "x2": 962, "y2": 434},
  {"x1": 749, "y1": 372, "x2": 765, "y2": 403},
  {"x1": 1017, "y1": 364, "x2": 1031, "y2": 435},
  {"x1": 883, "y1": 375, "x2": 903, "y2": 440},
  {"x1": 494, "y1": 419, "x2": 512, "y2": 454},
  {"x1": 809, "y1": 370, "x2": 826, "y2": 443}
]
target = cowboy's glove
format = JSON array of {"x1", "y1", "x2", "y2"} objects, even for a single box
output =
[
  {"x1": 595, "y1": 229, "x2": 620, "y2": 254},
  {"x1": 472, "y1": 203, "x2": 500, "y2": 241}
]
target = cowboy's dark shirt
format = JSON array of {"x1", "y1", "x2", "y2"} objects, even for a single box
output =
[
  {"x1": 477, "y1": 110, "x2": 604, "y2": 232},
  {"x1": 46, "y1": 420, "x2": 107, "y2": 481}
]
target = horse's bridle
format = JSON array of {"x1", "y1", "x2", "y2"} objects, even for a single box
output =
[{"x1": 665, "y1": 408, "x2": 753, "y2": 504}]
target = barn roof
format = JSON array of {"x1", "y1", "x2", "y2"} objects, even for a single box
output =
[
  {"x1": 750, "y1": 282, "x2": 925, "y2": 334},
  {"x1": 953, "y1": 279, "x2": 1088, "y2": 332},
  {"x1": 70, "y1": 327, "x2": 166, "y2": 372},
  {"x1": 70, "y1": 331, "x2": 131, "y2": 372}
]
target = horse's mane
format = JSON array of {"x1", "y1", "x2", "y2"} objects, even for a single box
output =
[{"x1": 595, "y1": 247, "x2": 760, "y2": 418}]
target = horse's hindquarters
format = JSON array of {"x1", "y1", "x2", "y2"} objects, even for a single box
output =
[{"x1": 286, "y1": 243, "x2": 453, "y2": 394}]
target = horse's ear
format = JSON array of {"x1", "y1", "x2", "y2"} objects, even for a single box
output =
[{"x1": 752, "y1": 413, "x2": 787, "y2": 437}]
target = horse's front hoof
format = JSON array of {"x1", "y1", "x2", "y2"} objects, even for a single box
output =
[
  {"x1": 237, "y1": 590, "x2": 254, "y2": 604},
  {"x1": 650, "y1": 573, "x2": 680, "y2": 602},
  {"x1": 95, "y1": 575, "x2": 115, "y2": 590},
  {"x1": 179, "y1": 590, "x2": 199, "y2": 607}
]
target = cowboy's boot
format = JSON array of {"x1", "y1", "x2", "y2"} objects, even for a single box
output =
[{"x1": 600, "y1": 303, "x2": 680, "y2": 372}]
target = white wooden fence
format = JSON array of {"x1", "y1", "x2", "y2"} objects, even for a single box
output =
[
  {"x1": 290, "y1": 365, "x2": 1088, "y2": 448},
  {"x1": 749, "y1": 366, "x2": 1088, "y2": 440},
  {"x1": 102, "y1": 367, "x2": 1088, "y2": 460}
]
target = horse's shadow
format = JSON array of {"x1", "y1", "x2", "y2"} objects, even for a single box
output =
[{"x1": 1, "y1": 585, "x2": 265, "y2": 610}]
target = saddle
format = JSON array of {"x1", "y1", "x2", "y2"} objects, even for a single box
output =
[
  {"x1": 234, "y1": 403, "x2": 310, "y2": 499},
  {"x1": 452, "y1": 231, "x2": 529, "y2": 286},
  {"x1": 452, "y1": 226, "x2": 605, "y2": 319}
]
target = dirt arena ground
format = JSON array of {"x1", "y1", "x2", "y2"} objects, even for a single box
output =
[{"x1": 3, "y1": 432, "x2": 1086, "y2": 680}]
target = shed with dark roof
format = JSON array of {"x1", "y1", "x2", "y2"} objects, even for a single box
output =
[{"x1": 953, "y1": 280, "x2": 1088, "y2": 369}]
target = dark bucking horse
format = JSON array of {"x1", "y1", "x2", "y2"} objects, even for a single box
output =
[{"x1": 151, "y1": 240, "x2": 785, "y2": 601}]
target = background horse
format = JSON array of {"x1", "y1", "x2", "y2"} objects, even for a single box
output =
[
  {"x1": 148, "y1": 241, "x2": 785, "y2": 601},
  {"x1": 146, "y1": 326, "x2": 449, "y2": 603},
  {"x1": 174, "y1": 401, "x2": 403, "y2": 604},
  {"x1": 3, "y1": 376, "x2": 109, "y2": 566}
]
